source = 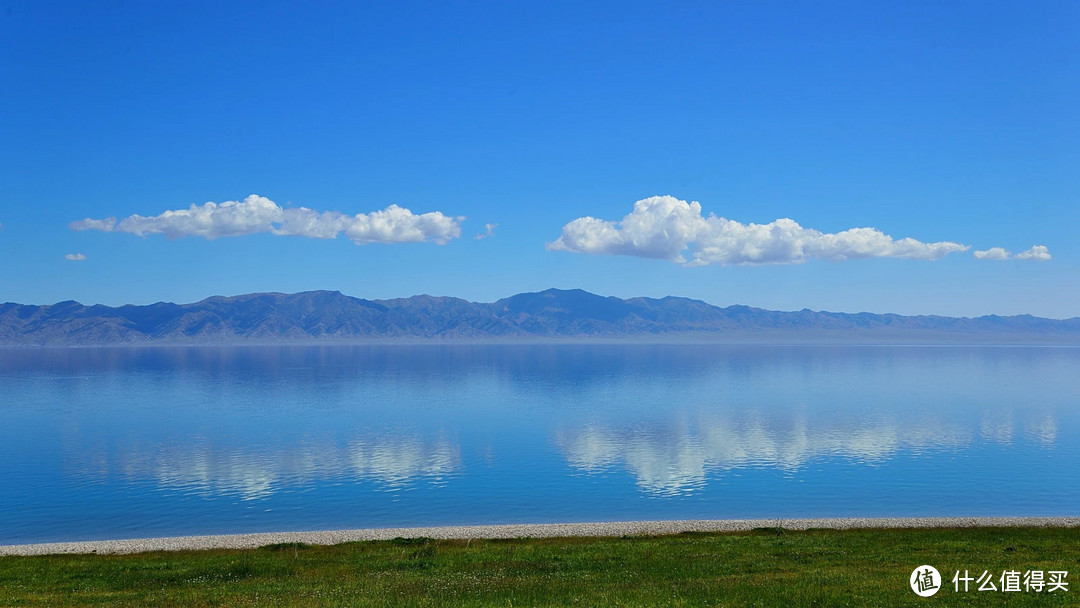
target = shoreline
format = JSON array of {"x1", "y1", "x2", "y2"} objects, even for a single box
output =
[{"x1": 3, "y1": 516, "x2": 1078, "y2": 556}]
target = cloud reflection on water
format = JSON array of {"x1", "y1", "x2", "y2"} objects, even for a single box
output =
[
  {"x1": 557, "y1": 410, "x2": 1045, "y2": 497},
  {"x1": 71, "y1": 434, "x2": 461, "y2": 500}
]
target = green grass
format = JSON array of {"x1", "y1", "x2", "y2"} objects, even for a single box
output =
[{"x1": 1, "y1": 527, "x2": 1078, "y2": 606}]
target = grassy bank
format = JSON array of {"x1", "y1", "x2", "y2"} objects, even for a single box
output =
[{"x1": 1, "y1": 527, "x2": 1077, "y2": 606}]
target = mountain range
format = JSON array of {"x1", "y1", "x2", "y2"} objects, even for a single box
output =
[{"x1": 2, "y1": 288, "x2": 1078, "y2": 345}]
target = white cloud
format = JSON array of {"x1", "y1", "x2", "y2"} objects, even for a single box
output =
[
  {"x1": 69, "y1": 194, "x2": 464, "y2": 245},
  {"x1": 973, "y1": 245, "x2": 1052, "y2": 261},
  {"x1": 973, "y1": 247, "x2": 1011, "y2": 260},
  {"x1": 69, "y1": 217, "x2": 118, "y2": 232},
  {"x1": 64, "y1": 253, "x2": 87, "y2": 261},
  {"x1": 1015, "y1": 245, "x2": 1051, "y2": 261},
  {"x1": 475, "y1": 222, "x2": 497, "y2": 240},
  {"x1": 548, "y1": 196, "x2": 971, "y2": 266}
]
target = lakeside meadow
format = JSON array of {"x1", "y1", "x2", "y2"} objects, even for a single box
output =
[{"x1": 2, "y1": 527, "x2": 1078, "y2": 606}]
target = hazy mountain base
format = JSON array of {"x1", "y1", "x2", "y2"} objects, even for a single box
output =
[{"x1": 2, "y1": 288, "x2": 1078, "y2": 346}]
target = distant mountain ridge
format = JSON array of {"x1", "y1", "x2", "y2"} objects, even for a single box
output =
[{"x1": 2, "y1": 288, "x2": 1078, "y2": 345}]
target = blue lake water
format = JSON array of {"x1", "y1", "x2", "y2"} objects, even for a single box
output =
[{"x1": 1, "y1": 344, "x2": 1078, "y2": 544}]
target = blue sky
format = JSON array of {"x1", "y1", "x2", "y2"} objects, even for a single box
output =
[{"x1": 1, "y1": 1, "x2": 1077, "y2": 317}]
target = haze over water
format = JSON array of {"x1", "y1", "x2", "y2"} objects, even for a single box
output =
[{"x1": 1, "y1": 344, "x2": 1077, "y2": 544}]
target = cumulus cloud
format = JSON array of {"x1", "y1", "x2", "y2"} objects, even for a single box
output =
[
  {"x1": 548, "y1": 196, "x2": 972, "y2": 266},
  {"x1": 69, "y1": 217, "x2": 118, "y2": 232},
  {"x1": 1015, "y1": 245, "x2": 1051, "y2": 261},
  {"x1": 973, "y1": 245, "x2": 1051, "y2": 261},
  {"x1": 973, "y1": 247, "x2": 1011, "y2": 260},
  {"x1": 475, "y1": 222, "x2": 497, "y2": 240},
  {"x1": 69, "y1": 194, "x2": 464, "y2": 245},
  {"x1": 64, "y1": 253, "x2": 87, "y2": 261}
]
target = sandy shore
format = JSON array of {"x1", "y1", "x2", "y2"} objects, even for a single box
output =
[{"x1": 2, "y1": 517, "x2": 1078, "y2": 556}]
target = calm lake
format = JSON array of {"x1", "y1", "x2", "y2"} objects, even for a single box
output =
[{"x1": 1, "y1": 344, "x2": 1078, "y2": 544}]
